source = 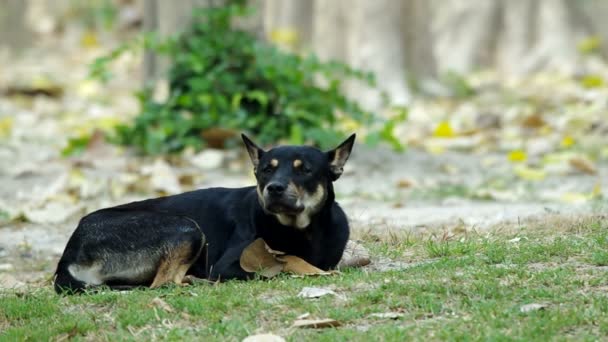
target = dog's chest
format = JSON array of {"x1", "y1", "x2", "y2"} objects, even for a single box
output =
[{"x1": 259, "y1": 227, "x2": 314, "y2": 257}]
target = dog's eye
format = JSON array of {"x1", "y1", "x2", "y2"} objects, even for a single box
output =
[
  {"x1": 262, "y1": 166, "x2": 274, "y2": 174},
  {"x1": 302, "y1": 166, "x2": 312, "y2": 174}
]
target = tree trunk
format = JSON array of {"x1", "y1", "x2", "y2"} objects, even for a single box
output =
[
  {"x1": 263, "y1": 0, "x2": 313, "y2": 51},
  {"x1": 344, "y1": 0, "x2": 411, "y2": 110},
  {"x1": 142, "y1": 0, "x2": 217, "y2": 85},
  {"x1": 0, "y1": 0, "x2": 32, "y2": 52}
]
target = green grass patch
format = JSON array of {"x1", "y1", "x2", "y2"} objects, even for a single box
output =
[{"x1": 1, "y1": 218, "x2": 607, "y2": 340}]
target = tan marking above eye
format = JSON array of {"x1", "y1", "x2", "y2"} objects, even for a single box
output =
[
  {"x1": 293, "y1": 159, "x2": 302, "y2": 168},
  {"x1": 270, "y1": 159, "x2": 279, "y2": 167}
]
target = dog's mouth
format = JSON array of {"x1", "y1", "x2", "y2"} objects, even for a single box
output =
[{"x1": 264, "y1": 197, "x2": 305, "y2": 215}]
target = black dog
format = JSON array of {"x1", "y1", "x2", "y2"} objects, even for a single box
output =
[{"x1": 54, "y1": 134, "x2": 355, "y2": 293}]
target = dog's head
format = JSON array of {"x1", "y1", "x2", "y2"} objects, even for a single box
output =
[{"x1": 242, "y1": 134, "x2": 355, "y2": 229}]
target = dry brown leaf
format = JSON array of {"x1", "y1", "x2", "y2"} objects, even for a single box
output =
[
  {"x1": 292, "y1": 318, "x2": 342, "y2": 329},
  {"x1": 149, "y1": 297, "x2": 174, "y2": 313},
  {"x1": 265, "y1": 244, "x2": 286, "y2": 256},
  {"x1": 240, "y1": 238, "x2": 285, "y2": 278},
  {"x1": 521, "y1": 114, "x2": 546, "y2": 128},
  {"x1": 569, "y1": 157, "x2": 597, "y2": 175},
  {"x1": 200, "y1": 127, "x2": 237, "y2": 149},
  {"x1": 278, "y1": 255, "x2": 331, "y2": 276},
  {"x1": 396, "y1": 179, "x2": 414, "y2": 188}
]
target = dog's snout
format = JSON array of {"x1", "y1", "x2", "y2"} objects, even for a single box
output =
[{"x1": 266, "y1": 183, "x2": 286, "y2": 196}]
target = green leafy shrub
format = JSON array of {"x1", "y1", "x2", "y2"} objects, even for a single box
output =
[{"x1": 95, "y1": 4, "x2": 402, "y2": 154}]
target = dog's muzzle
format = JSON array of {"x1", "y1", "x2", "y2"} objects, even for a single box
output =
[{"x1": 263, "y1": 182, "x2": 304, "y2": 214}]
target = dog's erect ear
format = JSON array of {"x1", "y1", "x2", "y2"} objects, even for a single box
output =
[
  {"x1": 242, "y1": 134, "x2": 264, "y2": 168},
  {"x1": 326, "y1": 134, "x2": 356, "y2": 181}
]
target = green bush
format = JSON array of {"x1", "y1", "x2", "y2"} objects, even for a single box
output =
[{"x1": 93, "y1": 4, "x2": 403, "y2": 154}]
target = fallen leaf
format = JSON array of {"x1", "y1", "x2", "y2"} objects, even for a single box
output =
[
  {"x1": 80, "y1": 31, "x2": 99, "y2": 49},
  {"x1": 560, "y1": 192, "x2": 590, "y2": 204},
  {"x1": 508, "y1": 150, "x2": 527, "y2": 163},
  {"x1": 240, "y1": 239, "x2": 285, "y2": 278},
  {"x1": 569, "y1": 157, "x2": 597, "y2": 175},
  {"x1": 0, "y1": 117, "x2": 13, "y2": 138},
  {"x1": 242, "y1": 334, "x2": 285, "y2": 342},
  {"x1": 560, "y1": 136, "x2": 575, "y2": 148},
  {"x1": 396, "y1": 179, "x2": 414, "y2": 188},
  {"x1": 189, "y1": 149, "x2": 225, "y2": 170},
  {"x1": 200, "y1": 128, "x2": 237, "y2": 149},
  {"x1": 296, "y1": 312, "x2": 310, "y2": 319},
  {"x1": 291, "y1": 318, "x2": 341, "y2": 329},
  {"x1": 580, "y1": 75, "x2": 604, "y2": 88},
  {"x1": 369, "y1": 312, "x2": 405, "y2": 319},
  {"x1": 433, "y1": 121, "x2": 455, "y2": 138},
  {"x1": 513, "y1": 165, "x2": 546, "y2": 181},
  {"x1": 149, "y1": 297, "x2": 174, "y2": 313},
  {"x1": 297, "y1": 287, "x2": 336, "y2": 299},
  {"x1": 264, "y1": 244, "x2": 286, "y2": 256},
  {"x1": 521, "y1": 114, "x2": 546, "y2": 128},
  {"x1": 520, "y1": 303, "x2": 549, "y2": 313},
  {"x1": 278, "y1": 255, "x2": 331, "y2": 276},
  {"x1": 142, "y1": 159, "x2": 182, "y2": 194}
]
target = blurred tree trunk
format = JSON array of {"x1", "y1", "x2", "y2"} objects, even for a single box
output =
[
  {"x1": 142, "y1": 0, "x2": 608, "y2": 108},
  {"x1": 263, "y1": 0, "x2": 313, "y2": 51},
  {"x1": 0, "y1": 0, "x2": 32, "y2": 52},
  {"x1": 142, "y1": 0, "x2": 218, "y2": 85},
  {"x1": 312, "y1": 0, "x2": 426, "y2": 111},
  {"x1": 433, "y1": 0, "x2": 593, "y2": 75}
]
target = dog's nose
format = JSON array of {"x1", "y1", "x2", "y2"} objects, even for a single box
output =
[{"x1": 266, "y1": 183, "x2": 286, "y2": 196}]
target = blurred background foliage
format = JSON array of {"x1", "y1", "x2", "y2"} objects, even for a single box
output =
[{"x1": 91, "y1": 4, "x2": 397, "y2": 154}]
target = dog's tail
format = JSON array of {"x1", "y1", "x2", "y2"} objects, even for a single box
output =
[{"x1": 54, "y1": 262, "x2": 86, "y2": 295}]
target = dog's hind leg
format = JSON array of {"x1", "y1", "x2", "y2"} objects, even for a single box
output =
[
  {"x1": 150, "y1": 239, "x2": 202, "y2": 288},
  {"x1": 55, "y1": 211, "x2": 205, "y2": 293}
]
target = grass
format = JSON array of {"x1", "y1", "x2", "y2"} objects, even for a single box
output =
[{"x1": 1, "y1": 216, "x2": 607, "y2": 341}]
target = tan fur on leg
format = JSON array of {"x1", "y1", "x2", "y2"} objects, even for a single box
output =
[{"x1": 150, "y1": 242, "x2": 196, "y2": 288}]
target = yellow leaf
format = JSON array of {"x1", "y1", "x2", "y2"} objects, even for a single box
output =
[
  {"x1": 433, "y1": 121, "x2": 454, "y2": 138},
  {"x1": 80, "y1": 31, "x2": 99, "y2": 49},
  {"x1": 340, "y1": 117, "x2": 361, "y2": 131},
  {"x1": 95, "y1": 117, "x2": 122, "y2": 131},
  {"x1": 580, "y1": 75, "x2": 604, "y2": 89},
  {"x1": 76, "y1": 80, "x2": 101, "y2": 98},
  {"x1": 560, "y1": 192, "x2": 589, "y2": 204},
  {"x1": 425, "y1": 143, "x2": 445, "y2": 155},
  {"x1": 560, "y1": 136, "x2": 575, "y2": 148},
  {"x1": 578, "y1": 36, "x2": 602, "y2": 55},
  {"x1": 0, "y1": 117, "x2": 14, "y2": 138},
  {"x1": 592, "y1": 183, "x2": 602, "y2": 199},
  {"x1": 269, "y1": 28, "x2": 298, "y2": 47},
  {"x1": 508, "y1": 150, "x2": 527, "y2": 163},
  {"x1": 513, "y1": 165, "x2": 546, "y2": 181}
]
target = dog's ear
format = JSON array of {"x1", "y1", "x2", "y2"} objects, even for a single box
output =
[
  {"x1": 242, "y1": 134, "x2": 264, "y2": 168},
  {"x1": 326, "y1": 134, "x2": 356, "y2": 181}
]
